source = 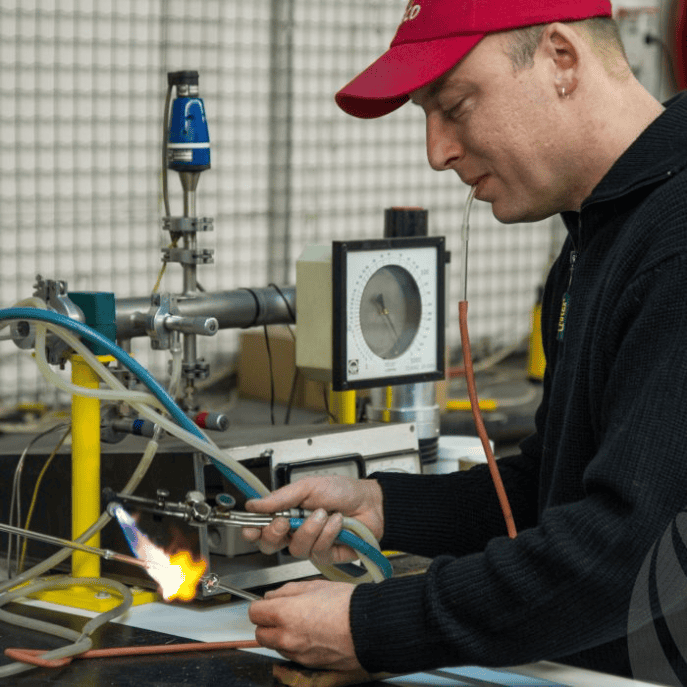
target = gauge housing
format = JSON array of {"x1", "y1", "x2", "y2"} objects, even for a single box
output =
[{"x1": 331, "y1": 236, "x2": 446, "y2": 390}]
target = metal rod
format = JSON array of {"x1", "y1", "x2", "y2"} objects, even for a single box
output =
[{"x1": 0, "y1": 521, "x2": 153, "y2": 572}]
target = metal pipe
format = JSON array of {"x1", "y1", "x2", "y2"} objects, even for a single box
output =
[
  {"x1": 0, "y1": 522, "x2": 153, "y2": 573},
  {"x1": 267, "y1": 0, "x2": 295, "y2": 283},
  {"x1": 115, "y1": 286, "x2": 296, "y2": 340}
]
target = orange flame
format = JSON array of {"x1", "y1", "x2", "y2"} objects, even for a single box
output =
[{"x1": 132, "y1": 527, "x2": 207, "y2": 602}]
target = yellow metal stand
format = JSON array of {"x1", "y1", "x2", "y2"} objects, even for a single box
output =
[
  {"x1": 328, "y1": 388, "x2": 356, "y2": 424},
  {"x1": 70, "y1": 354, "x2": 104, "y2": 578},
  {"x1": 382, "y1": 386, "x2": 393, "y2": 423},
  {"x1": 31, "y1": 354, "x2": 157, "y2": 611}
]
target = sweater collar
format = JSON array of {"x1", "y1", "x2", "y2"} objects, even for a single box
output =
[
  {"x1": 561, "y1": 92, "x2": 687, "y2": 245},
  {"x1": 584, "y1": 92, "x2": 687, "y2": 206}
]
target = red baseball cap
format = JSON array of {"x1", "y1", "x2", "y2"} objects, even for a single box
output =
[{"x1": 335, "y1": 0, "x2": 613, "y2": 119}]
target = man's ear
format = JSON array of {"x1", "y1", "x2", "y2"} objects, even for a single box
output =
[{"x1": 540, "y1": 23, "x2": 580, "y2": 98}]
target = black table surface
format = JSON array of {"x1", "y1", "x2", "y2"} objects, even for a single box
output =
[{"x1": 0, "y1": 601, "x2": 288, "y2": 686}]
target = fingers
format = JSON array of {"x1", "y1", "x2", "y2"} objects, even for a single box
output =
[
  {"x1": 242, "y1": 477, "x2": 360, "y2": 562},
  {"x1": 288, "y1": 509, "x2": 346, "y2": 562},
  {"x1": 243, "y1": 516, "x2": 291, "y2": 556},
  {"x1": 242, "y1": 507, "x2": 349, "y2": 562},
  {"x1": 249, "y1": 582, "x2": 360, "y2": 671}
]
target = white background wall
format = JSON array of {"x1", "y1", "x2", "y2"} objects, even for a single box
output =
[{"x1": 0, "y1": 0, "x2": 670, "y2": 407}]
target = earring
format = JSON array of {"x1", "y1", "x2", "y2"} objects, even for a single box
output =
[{"x1": 561, "y1": 87, "x2": 566, "y2": 98}]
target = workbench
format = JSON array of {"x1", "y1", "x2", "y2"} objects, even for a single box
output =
[{"x1": 0, "y1": 596, "x2": 665, "y2": 687}]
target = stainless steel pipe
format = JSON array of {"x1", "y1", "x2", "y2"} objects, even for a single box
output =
[{"x1": 115, "y1": 286, "x2": 296, "y2": 340}]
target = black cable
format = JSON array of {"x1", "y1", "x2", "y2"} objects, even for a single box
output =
[
  {"x1": 263, "y1": 324, "x2": 276, "y2": 426},
  {"x1": 357, "y1": 396, "x2": 368, "y2": 423},
  {"x1": 322, "y1": 386, "x2": 337, "y2": 424},
  {"x1": 268, "y1": 283, "x2": 299, "y2": 424},
  {"x1": 284, "y1": 367, "x2": 300, "y2": 425},
  {"x1": 268, "y1": 283, "x2": 296, "y2": 325},
  {"x1": 7, "y1": 423, "x2": 71, "y2": 578}
]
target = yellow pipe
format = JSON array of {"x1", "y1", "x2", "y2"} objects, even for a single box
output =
[
  {"x1": 383, "y1": 386, "x2": 393, "y2": 423},
  {"x1": 446, "y1": 398, "x2": 498, "y2": 412},
  {"x1": 329, "y1": 387, "x2": 356, "y2": 424},
  {"x1": 70, "y1": 354, "x2": 103, "y2": 578}
]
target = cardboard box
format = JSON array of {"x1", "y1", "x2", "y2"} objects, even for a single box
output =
[
  {"x1": 238, "y1": 326, "x2": 327, "y2": 411},
  {"x1": 238, "y1": 328, "x2": 448, "y2": 415}
]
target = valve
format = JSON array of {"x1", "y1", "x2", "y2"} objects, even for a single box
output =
[{"x1": 166, "y1": 71, "x2": 210, "y2": 173}]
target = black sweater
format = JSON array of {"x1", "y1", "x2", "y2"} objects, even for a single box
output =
[{"x1": 349, "y1": 93, "x2": 687, "y2": 679}]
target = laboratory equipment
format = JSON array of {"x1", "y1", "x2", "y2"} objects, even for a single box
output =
[
  {"x1": 296, "y1": 236, "x2": 447, "y2": 390},
  {"x1": 0, "y1": 70, "x2": 424, "y2": 603}
]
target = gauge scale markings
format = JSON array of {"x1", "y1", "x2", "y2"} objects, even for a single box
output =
[{"x1": 332, "y1": 237, "x2": 446, "y2": 390}]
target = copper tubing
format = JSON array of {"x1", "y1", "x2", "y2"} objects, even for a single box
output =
[
  {"x1": 5, "y1": 640, "x2": 261, "y2": 669},
  {"x1": 459, "y1": 300, "x2": 517, "y2": 539}
]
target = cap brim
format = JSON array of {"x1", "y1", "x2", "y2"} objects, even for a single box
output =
[{"x1": 335, "y1": 33, "x2": 485, "y2": 119}]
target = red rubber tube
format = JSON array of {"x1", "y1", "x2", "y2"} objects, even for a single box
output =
[
  {"x1": 5, "y1": 639, "x2": 261, "y2": 669},
  {"x1": 459, "y1": 300, "x2": 517, "y2": 539}
]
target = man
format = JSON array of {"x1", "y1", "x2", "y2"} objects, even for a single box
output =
[{"x1": 244, "y1": 0, "x2": 687, "y2": 679}]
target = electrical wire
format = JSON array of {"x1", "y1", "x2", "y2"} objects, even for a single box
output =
[
  {"x1": 0, "y1": 436, "x2": 161, "y2": 677},
  {"x1": 18, "y1": 425, "x2": 72, "y2": 574},
  {"x1": 151, "y1": 82, "x2": 177, "y2": 294},
  {"x1": 0, "y1": 409, "x2": 161, "y2": 595},
  {"x1": 284, "y1": 367, "x2": 299, "y2": 425},
  {"x1": 6, "y1": 423, "x2": 71, "y2": 579},
  {"x1": 263, "y1": 324, "x2": 276, "y2": 426},
  {"x1": 0, "y1": 307, "x2": 390, "y2": 585},
  {"x1": 162, "y1": 82, "x2": 173, "y2": 219},
  {"x1": 267, "y1": 283, "x2": 299, "y2": 425}
]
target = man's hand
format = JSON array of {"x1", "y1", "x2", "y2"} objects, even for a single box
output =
[
  {"x1": 248, "y1": 580, "x2": 361, "y2": 671},
  {"x1": 241, "y1": 476, "x2": 384, "y2": 564}
]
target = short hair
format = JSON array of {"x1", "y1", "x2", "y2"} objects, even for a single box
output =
[{"x1": 504, "y1": 17, "x2": 628, "y2": 72}]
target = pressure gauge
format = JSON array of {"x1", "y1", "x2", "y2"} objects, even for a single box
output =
[
  {"x1": 296, "y1": 236, "x2": 447, "y2": 391},
  {"x1": 332, "y1": 237, "x2": 446, "y2": 390}
]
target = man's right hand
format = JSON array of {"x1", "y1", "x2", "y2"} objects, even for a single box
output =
[{"x1": 240, "y1": 476, "x2": 384, "y2": 565}]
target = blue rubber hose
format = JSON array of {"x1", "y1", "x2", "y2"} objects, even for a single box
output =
[
  {"x1": 1, "y1": 308, "x2": 392, "y2": 579},
  {"x1": 289, "y1": 518, "x2": 393, "y2": 579}
]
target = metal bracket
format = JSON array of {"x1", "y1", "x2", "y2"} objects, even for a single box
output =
[
  {"x1": 162, "y1": 217, "x2": 214, "y2": 234},
  {"x1": 10, "y1": 275, "x2": 87, "y2": 365},
  {"x1": 161, "y1": 247, "x2": 214, "y2": 266},
  {"x1": 182, "y1": 360, "x2": 211, "y2": 381},
  {"x1": 146, "y1": 293, "x2": 218, "y2": 350}
]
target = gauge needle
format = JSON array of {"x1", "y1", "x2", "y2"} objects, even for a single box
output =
[{"x1": 373, "y1": 294, "x2": 399, "y2": 341}]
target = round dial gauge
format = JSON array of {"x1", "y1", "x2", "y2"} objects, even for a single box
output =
[
  {"x1": 359, "y1": 265, "x2": 422, "y2": 359},
  {"x1": 332, "y1": 237, "x2": 446, "y2": 390}
]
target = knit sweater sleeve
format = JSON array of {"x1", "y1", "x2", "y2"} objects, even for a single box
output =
[{"x1": 349, "y1": 253, "x2": 687, "y2": 675}]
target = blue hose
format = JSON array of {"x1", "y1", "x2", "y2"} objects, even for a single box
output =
[
  {"x1": 0, "y1": 308, "x2": 261, "y2": 499},
  {"x1": 289, "y1": 518, "x2": 393, "y2": 579},
  {"x1": 2, "y1": 308, "x2": 391, "y2": 579}
]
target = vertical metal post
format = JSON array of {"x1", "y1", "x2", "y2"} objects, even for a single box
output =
[
  {"x1": 268, "y1": 0, "x2": 295, "y2": 284},
  {"x1": 368, "y1": 208, "x2": 441, "y2": 468},
  {"x1": 70, "y1": 355, "x2": 102, "y2": 579}
]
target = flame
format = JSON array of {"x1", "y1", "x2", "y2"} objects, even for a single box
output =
[
  {"x1": 135, "y1": 532, "x2": 207, "y2": 602},
  {"x1": 111, "y1": 504, "x2": 206, "y2": 601}
]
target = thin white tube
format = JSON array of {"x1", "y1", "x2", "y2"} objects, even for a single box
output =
[
  {"x1": 33, "y1": 326, "x2": 163, "y2": 407},
  {"x1": 14, "y1": 309, "x2": 388, "y2": 584},
  {"x1": 461, "y1": 186, "x2": 478, "y2": 302}
]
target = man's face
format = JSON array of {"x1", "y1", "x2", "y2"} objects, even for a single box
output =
[{"x1": 410, "y1": 33, "x2": 578, "y2": 223}]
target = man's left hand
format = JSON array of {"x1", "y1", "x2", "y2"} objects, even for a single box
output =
[{"x1": 248, "y1": 580, "x2": 362, "y2": 671}]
